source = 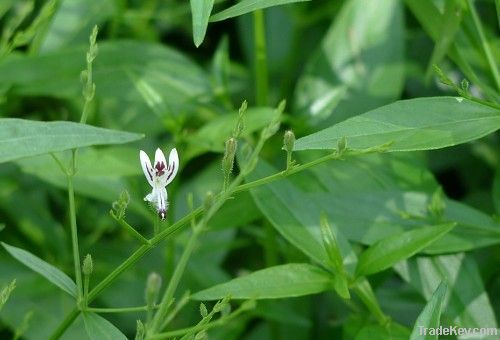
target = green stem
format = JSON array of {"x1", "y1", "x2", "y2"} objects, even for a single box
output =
[
  {"x1": 50, "y1": 147, "x2": 381, "y2": 338},
  {"x1": 159, "y1": 292, "x2": 190, "y2": 330},
  {"x1": 149, "y1": 227, "x2": 202, "y2": 334},
  {"x1": 467, "y1": 0, "x2": 500, "y2": 91},
  {"x1": 86, "y1": 305, "x2": 158, "y2": 314},
  {"x1": 83, "y1": 275, "x2": 89, "y2": 307},
  {"x1": 253, "y1": 9, "x2": 268, "y2": 106},
  {"x1": 111, "y1": 213, "x2": 150, "y2": 245},
  {"x1": 67, "y1": 176, "x2": 83, "y2": 304},
  {"x1": 151, "y1": 305, "x2": 248, "y2": 338},
  {"x1": 352, "y1": 279, "x2": 389, "y2": 325}
]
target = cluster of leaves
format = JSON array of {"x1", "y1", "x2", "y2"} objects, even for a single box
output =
[{"x1": 0, "y1": 0, "x2": 499, "y2": 339}]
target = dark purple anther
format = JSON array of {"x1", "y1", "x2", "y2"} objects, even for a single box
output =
[
  {"x1": 158, "y1": 208, "x2": 167, "y2": 220},
  {"x1": 155, "y1": 161, "x2": 166, "y2": 176}
]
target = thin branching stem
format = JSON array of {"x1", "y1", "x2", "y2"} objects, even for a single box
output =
[{"x1": 50, "y1": 144, "x2": 384, "y2": 338}]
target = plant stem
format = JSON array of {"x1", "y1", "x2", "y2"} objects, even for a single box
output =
[
  {"x1": 467, "y1": 0, "x2": 500, "y2": 91},
  {"x1": 149, "y1": 227, "x2": 202, "y2": 334},
  {"x1": 67, "y1": 176, "x2": 83, "y2": 304},
  {"x1": 83, "y1": 274, "x2": 89, "y2": 307},
  {"x1": 86, "y1": 305, "x2": 158, "y2": 314},
  {"x1": 50, "y1": 146, "x2": 381, "y2": 338},
  {"x1": 111, "y1": 213, "x2": 150, "y2": 245},
  {"x1": 151, "y1": 304, "x2": 248, "y2": 338},
  {"x1": 253, "y1": 9, "x2": 268, "y2": 106}
]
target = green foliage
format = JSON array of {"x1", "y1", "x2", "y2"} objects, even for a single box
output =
[
  {"x1": 192, "y1": 264, "x2": 333, "y2": 300},
  {"x1": 0, "y1": 119, "x2": 143, "y2": 163},
  {"x1": 0, "y1": 0, "x2": 499, "y2": 338},
  {"x1": 355, "y1": 223, "x2": 455, "y2": 277},
  {"x1": 294, "y1": 97, "x2": 500, "y2": 152},
  {"x1": 410, "y1": 282, "x2": 447, "y2": 340}
]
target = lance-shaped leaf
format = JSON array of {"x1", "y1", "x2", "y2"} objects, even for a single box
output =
[
  {"x1": 210, "y1": 0, "x2": 310, "y2": 22},
  {"x1": 82, "y1": 312, "x2": 127, "y2": 340},
  {"x1": 410, "y1": 281, "x2": 447, "y2": 340},
  {"x1": 190, "y1": 0, "x2": 215, "y2": 47},
  {"x1": 294, "y1": 97, "x2": 500, "y2": 152},
  {"x1": 191, "y1": 264, "x2": 333, "y2": 300},
  {"x1": 355, "y1": 223, "x2": 455, "y2": 277},
  {"x1": 0, "y1": 119, "x2": 143, "y2": 163},
  {"x1": 2, "y1": 242, "x2": 77, "y2": 298}
]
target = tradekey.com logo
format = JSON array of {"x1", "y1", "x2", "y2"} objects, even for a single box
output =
[{"x1": 418, "y1": 326, "x2": 498, "y2": 338}]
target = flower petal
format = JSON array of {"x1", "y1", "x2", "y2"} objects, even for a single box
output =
[
  {"x1": 140, "y1": 150, "x2": 154, "y2": 187},
  {"x1": 157, "y1": 187, "x2": 168, "y2": 220},
  {"x1": 154, "y1": 148, "x2": 167, "y2": 177},
  {"x1": 165, "y1": 148, "x2": 179, "y2": 186}
]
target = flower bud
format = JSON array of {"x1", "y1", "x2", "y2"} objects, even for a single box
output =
[
  {"x1": 145, "y1": 272, "x2": 162, "y2": 306},
  {"x1": 82, "y1": 254, "x2": 93, "y2": 276},
  {"x1": 203, "y1": 191, "x2": 215, "y2": 212},
  {"x1": 283, "y1": 130, "x2": 295, "y2": 153},
  {"x1": 222, "y1": 138, "x2": 237, "y2": 176},
  {"x1": 337, "y1": 137, "x2": 347, "y2": 154}
]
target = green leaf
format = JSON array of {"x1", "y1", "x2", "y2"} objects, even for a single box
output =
[
  {"x1": 245, "y1": 159, "x2": 357, "y2": 271},
  {"x1": 355, "y1": 223, "x2": 455, "y2": 277},
  {"x1": 82, "y1": 312, "x2": 127, "y2": 340},
  {"x1": 210, "y1": 0, "x2": 310, "y2": 22},
  {"x1": 410, "y1": 282, "x2": 447, "y2": 340},
  {"x1": 294, "y1": 0, "x2": 404, "y2": 127},
  {"x1": 0, "y1": 41, "x2": 212, "y2": 119},
  {"x1": 191, "y1": 264, "x2": 332, "y2": 300},
  {"x1": 294, "y1": 97, "x2": 500, "y2": 152},
  {"x1": 396, "y1": 254, "x2": 497, "y2": 331},
  {"x1": 191, "y1": 0, "x2": 215, "y2": 47},
  {"x1": 0, "y1": 279, "x2": 16, "y2": 312},
  {"x1": 0, "y1": 119, "x2": 143, "y2": 163},
  {"x1": 1, "y1": 242, "x2": 77, "y2": 298},
  {"x1": 39, "y1": 0, "x2": 115, "y2": 52}
]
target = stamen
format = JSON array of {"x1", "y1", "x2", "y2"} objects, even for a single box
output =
[{"x1": 155, "y1": 161, "x2": 166, "y2": 176}]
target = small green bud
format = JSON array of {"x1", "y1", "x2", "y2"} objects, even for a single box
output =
[
  {"x1": 337, "y1": 137, "x2": 347, "y2": 154},
  {"x1": 213, "y1": 296, "x2": 231, "y2": 313},
  {"x1": 203, "y1": 191, "x2": 215, "y2": 212},
  {"x1": 428, "y1": 187, "x2": 446, "y2": 218},
  {"x1": 145, "y1": 272, "x2": 162, "y2": 306},
  {"x1": 277, "y1": 99, "x2": 286, "y2": 113},
  {"x1": 111, "y1": 190, "x2": 130, "y2": 220},
  {"x1": 283, "y1": 130, "x2": 295, "y2": 153},
  {"x1": 233, "y1": 101, "x2": 247, "y2": 138},
  {"x1": 222, "y1": 138, "x2": 237, "y2": 176},
  {"x1": 82, "y1": 254, "x2": 93, "y2": 276},
  {"x1": 135, "y1": 320, "x2": 145, "y2": 340},
  {"x1": 200, "y1": 302, "x2": 208, "y2": 317},
  {"x1": 460, "y1": 78, "x2": 469, "y2": 92}
]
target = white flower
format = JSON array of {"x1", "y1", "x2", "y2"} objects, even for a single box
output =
[{"x1": 139, "y1": 148, "x2": 179, "y2": 220}]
